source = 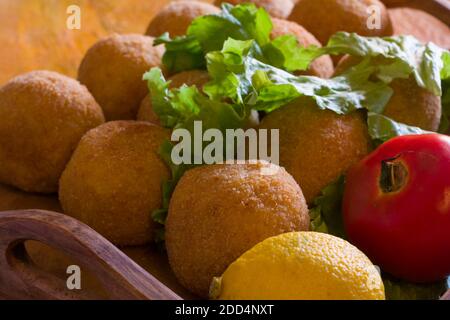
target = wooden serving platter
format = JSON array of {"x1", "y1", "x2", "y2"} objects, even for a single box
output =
[{"x1": 0, "y1": 0, "x2": 450, "y2": 300}]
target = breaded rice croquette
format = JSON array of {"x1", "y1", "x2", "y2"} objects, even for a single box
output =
[
  {"x1": 335, "y1": 55, "x2": 442, "y2": 132},
  {"x1": 389, "y1": 7, "x2": 450, "y2": 49},
  {"x1": 0, "y1": 71, "x2": 105, "y2": 193},
  {"x1": 259, "y1": 98, "x2": 370, "y2": 203},
  {"x1": 166, "y1": 161, "x2": 310, "y2": 297},
  {"x1": 137, "y1": 70, "x2": 210, "y2": 125},
  {"x1": 146, "y1": 1, "x2": 221, "y2": 38},
  {"x1": 214, "y1": 0, "x2": 294, "y2": 19},
  {"x1": 78, "y1": 34, "x2": 164, "y2": 121},
  {"x1": 59, "y1": 121, "x2": 170, "y2": 246},
  {"x1": 271, "y1": 18, "x2": 334, "y2": 78},
  {"x1": 289, "y1": 0, "x2": 393, "y2": 45}
]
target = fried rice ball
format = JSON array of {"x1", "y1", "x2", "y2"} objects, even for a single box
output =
[
  {"x1": 78, "y1": 34, "x2": 164, "y2": 121},
  {"x1": 214, "y1": 0, "x2": 294, "y2": 19},
  {"x1": 166, "y1": 161, "x2": 310, "y2": 297},
  {"x1": 146, "y1": 1, "x2": 221, "y2": 38},
  {"x1": 137, "y1": 70, "x2": 210, "y2": 125},
  {"x1": 259, "y1": 98, "x2": 370, "y2": 203},
  {"x1": 389, "y1": 8, "x2": 450, "y2": 49},
  {"x1": 271, "y1": 18, "x2": 334, "y2": 78},
  {"x1": 0, "y1": 71, "x2": 105, "y2": 193},
  {"x1": 335, "y1": 55, "x2": 442, "y2": 132},
  {"x1": 59, "y1": 121, "x2": 170, "y2": 246},
  {"x1": 289, "y1": 0, "x2": 393, "y2": 45}
]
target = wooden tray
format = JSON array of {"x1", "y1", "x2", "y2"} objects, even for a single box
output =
[{"x1": 0, "y1": 0, "x2": 450, "y2": 300}]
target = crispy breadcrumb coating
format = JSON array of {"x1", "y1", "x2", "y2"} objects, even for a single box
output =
[
  {"x1": 78, "y1": 34, "x2": 164, "y2": 121},
  {"x1": 146, "y1": 1, "x2": 220, "y2": 38},
  {"x1": 59, "y1": 121, "x2": 170, "y2": 246},
  {"x1": 0, "y1": 71, "x2": 104, "y2": 193},
  {"x1": 166, "y1": 161, "x2": 309, "y2": 297},
  {"x1": 259, "y1": 98, "x2": 370, "y2": 203}
]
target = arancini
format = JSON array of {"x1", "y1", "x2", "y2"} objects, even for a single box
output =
[
  {"x1": 78, "y1": 34, "x2": 164, "y2": 121},
  {"x1": 288, "y1": 0, "x2": 393, "y2": 45},
  {"x1": 259, "y1": 97, "x2": 370, "y2": 203},
  {"x1": 166, "y1": 161, "x2": 310, "y2": 297},
  {"x1": 335, "y1": 55, "x2": 442, "y2": 132},
  {"x1": 146, "y1": 1, "x2": 221, "y2": 38},
  {"x1": 0, "y1": 71, "x2": 105, "y2": 193},
  {"x1": 59, "y1": 121, "x2": 170, "y2": 246},
  {"x1": 389, "y1": 7, "x2": 450, "y2": 49},
  {"x1": 214, "y1": 0, "x2": 294, "y2": 19}
]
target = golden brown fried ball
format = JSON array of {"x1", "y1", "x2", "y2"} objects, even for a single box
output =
[
  {"x1": 289, "y1": 0, "x2": 393, "y2": 45},
  {"x1": 389, "y1": 8, "x2": 450, "y2": 49},
  {"x1": 146, "y1": 1, "x2": 221, "y2": 38},
  {"x1": 214, "y1": 0, "x2": 294, "y2": 19},
  {"x1": 166, "y1": 161, "x2": 310, "y2": 297},
  {"x1": 59, "y1": 121, "x2": 170, "y2": 246},
  {"x1": 0, "y1": 71, "x2": 105, "y2": 193},
  {"x1": 78, "y1": 34, "x2": 164, "y2": 121},
  {"x1": 271, "y1": 18, "x2": 334, "y2": 78},
  {"x1": 137, "y1": 70, "x2": 210, "y2": 125},
  {"x1": 335, "y1": 55, "x2": 442, "y2": 131},
  {"x1": 259, "y1": 98, "x2": 370, "y2": 203}
]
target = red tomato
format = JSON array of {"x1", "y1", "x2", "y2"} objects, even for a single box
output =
[{"x1": 343, "y1": 134, "x2": 450, "y2": 283}]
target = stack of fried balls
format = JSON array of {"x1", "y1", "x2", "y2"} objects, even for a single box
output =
[{"x1": 0, "y1": 0, "x2": 448, "y2": 299}]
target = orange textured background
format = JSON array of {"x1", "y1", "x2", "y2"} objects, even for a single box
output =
[{"x1": 0, "y1": 0, "x2": 212, "y2": 85}]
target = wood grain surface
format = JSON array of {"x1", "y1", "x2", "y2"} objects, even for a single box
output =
[
  {"x1": 0, "y1": 0, "x2": 175, "y2": 85},
  {"x1": 0, "y1": 209, "x2": 180, "y2": 300}
]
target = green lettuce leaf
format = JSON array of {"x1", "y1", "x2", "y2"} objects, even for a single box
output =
[
  {"x1": 324, "y1": 33, "x2": 450, "y2": 96},
  {"x1": 204, "y1": 38, "x2": 394, "y2": 115},
  {"x1": 309, "y1": 176, "x2": 346, "y2": 239},
  {"x1": 368, "y1": 113, "x2": 431, "y2": 143},
  {"x1": 156, "y1": 3, "x2": 320, "y2": 74},
  {"x1": 203, "y1": 38, "x2": 434, "y2": 143},
  {"x1": 154, "y1": 33, "x2": 205, "y2": 74}
]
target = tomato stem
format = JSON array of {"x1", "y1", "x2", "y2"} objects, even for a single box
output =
[{"x1": 380, "y1": 156, "x2": 408, "y2": 193}]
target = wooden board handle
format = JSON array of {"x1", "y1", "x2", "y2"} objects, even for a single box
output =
[{"x1": 0, "y1": 210, "x2": 181, "y2": 300}]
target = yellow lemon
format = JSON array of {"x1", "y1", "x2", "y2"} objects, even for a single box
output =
[{"x1": 210, "y1": 232, "x2": 385, "y2": 300}]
